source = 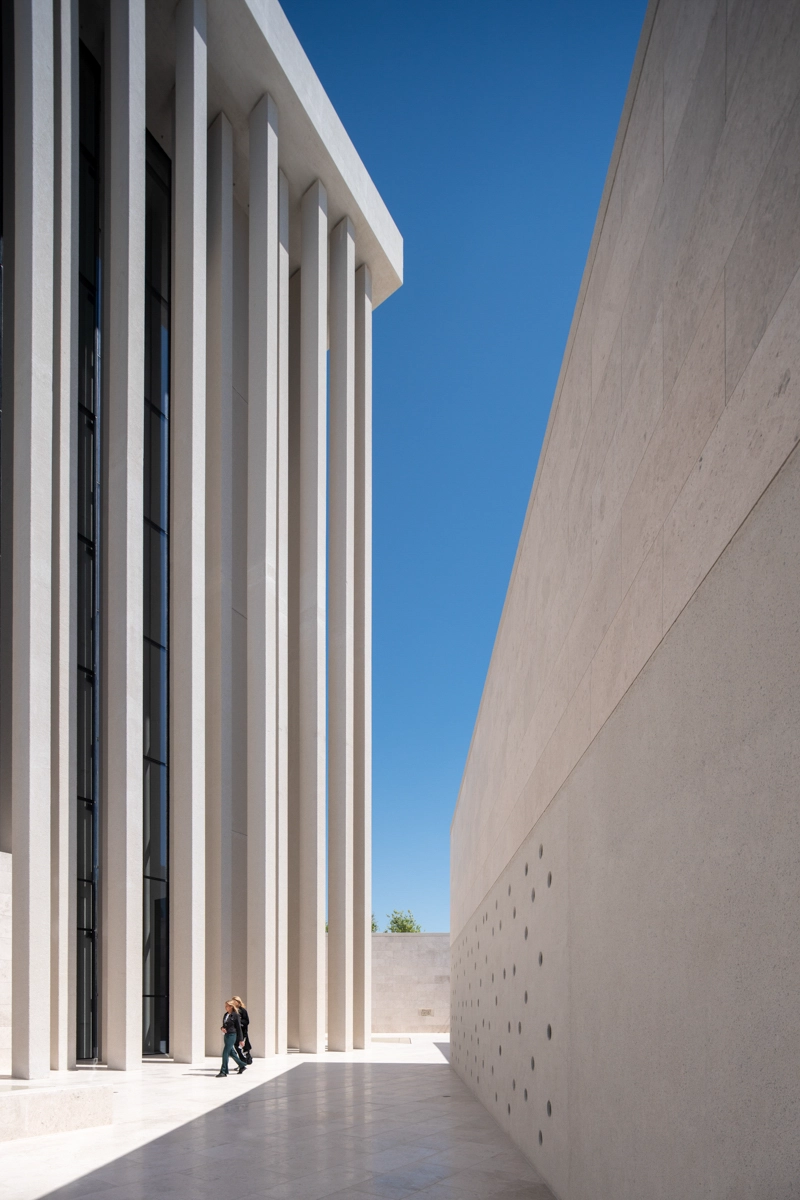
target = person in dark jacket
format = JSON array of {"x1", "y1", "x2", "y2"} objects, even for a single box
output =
[
  {"x1": 232, "y1": 996, "x2": 252, "y2": 1064},
  {"x1": 216, "y1": 1000, "x2": 247, "y2": 1077}
]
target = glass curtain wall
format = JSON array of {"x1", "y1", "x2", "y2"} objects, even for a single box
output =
[
  {"x1": 142, "y1": 134, "x2": 171, "y2": 1055},
  {"x1": 76, "y1": 45, "x2": 102, "y2": 1062}
]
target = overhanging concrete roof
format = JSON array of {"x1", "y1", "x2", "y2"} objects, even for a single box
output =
[{"x1": 146, "y1": 0, "x2": 403, "y2": 308}]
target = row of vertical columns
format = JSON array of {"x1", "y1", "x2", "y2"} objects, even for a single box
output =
[
  {"x1": 0, "y1": 5, "x2": 372, "y2": 1071},
  {"x1": 327, "y1": 234, "x2": 373, "y2": 1053},
  {"x1": 288, "y1": 183, "x2": 373, "y2": 1055},
  {"x1": 171, "y1": 0, "x2": 207, "y2": 1065},
  {"x1": 204, "y1": 152, "x2": 373, "y2": 1057}
]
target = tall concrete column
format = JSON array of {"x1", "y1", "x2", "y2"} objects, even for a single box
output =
[
  {"x1": 104, "y1": 0, "x2": 145, "y2": 1072},
  {"x1": 171, "y1": 0, "x2": 207, "y2": 1064},
  {"x1": 51, "y1": 0, "x2": 78, "y2": 1072},
  {"x1": 10, "y1": 0, "x2": 55, "y2": 1081},
  {"x1": 247, "y1": 92, "x2": 279, "y2": 1058},
  {"x1": 353, "y1": 263, "x2": 373, "y2": 1050},
  {"x1": 0, "y1": 5, "x2": 15, "y2": 861},
  {"x1": 276, "y1": 168, "x2": 290, "y2": 1054},
  {"x1": 298, "y1": 180, "x2": 327, "y2": 1054},
  {"x1": 328, "y1": 217, "x2": 355, "y2": 1052},
  {"x1": 287, "y1": 268, "x2": 301, "y2": 1050},
  {"x1": 205, "y1": 111, "x2": 233, "y2": 1055}
]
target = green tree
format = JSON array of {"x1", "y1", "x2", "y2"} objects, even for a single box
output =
[
  {"x1": 385, "y1": 909, "x2": 422, "y2": 933},
  {"x1": 371, "y1": 914, "x2": 379, "y2": 932}
]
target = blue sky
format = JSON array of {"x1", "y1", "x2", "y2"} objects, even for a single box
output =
[{"x1": 280, "y1": 0, "x2": 648, "y2": 931}]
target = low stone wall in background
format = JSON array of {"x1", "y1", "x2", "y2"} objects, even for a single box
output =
[{"x1": 371, "y1": 933, "x2": 450, "y2": 1033}]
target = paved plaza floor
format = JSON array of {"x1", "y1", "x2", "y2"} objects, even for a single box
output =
[{"x1": 0, "y1": 1036, "x2": 554, "y2": 1200}]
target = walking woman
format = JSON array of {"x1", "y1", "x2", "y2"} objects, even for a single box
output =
[
  {"x1": 216, "y1": 1000, "x2": 248, "y2": 1077},
  {"x1": 232, "y1": 996, "x2": 252, "y2": 1064}
]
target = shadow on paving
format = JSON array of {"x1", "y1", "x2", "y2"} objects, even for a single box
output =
[{"x1": 42, "y1": 1060, "x2": 556, "y2": 1200}]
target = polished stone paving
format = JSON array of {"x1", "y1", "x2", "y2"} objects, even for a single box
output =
[{"x1": 0, "y1": 1036, "x2": 555, "y2": 1200}]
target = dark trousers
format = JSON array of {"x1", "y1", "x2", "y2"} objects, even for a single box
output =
[
  {"x1": 221, "y1": 1030, "x2": 246, "y2": 1074},
  {"x1": 242, "y1": 1032, "x2": 252, "y2": 1062}
]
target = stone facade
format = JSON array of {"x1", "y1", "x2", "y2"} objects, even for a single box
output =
[
  {"x1": 450, "y1": 0, "x2": 800, "y2": 1196},
  {"x1": 0, "y1": 0, "x2": 400, "y2": 1081}
]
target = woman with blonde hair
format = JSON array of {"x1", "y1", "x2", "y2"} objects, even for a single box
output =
[
  {"x1": 232, "y1": 996, "x2": 252, "y2": 1064},
  {"x1": 216, "y1": 1000, "x2": 247, "y2": 1077}
]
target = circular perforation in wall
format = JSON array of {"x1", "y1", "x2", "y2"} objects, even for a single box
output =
[
  {"x1": 548, "y1": 871, "x2": 552, "y2": 887},
  {"x1": 547, "y1": 1100, "x2": 552, "y2": 1116},
  {"x1": 547, "y1": 1024, "x2": 552, "y2": 1040}
]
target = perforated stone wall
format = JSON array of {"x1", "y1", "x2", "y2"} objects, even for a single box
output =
[
  {"x1": 451, "y1": 444, "x2": 800, "y2": 1199},
  {"x1": 451, "y1": 0, "x2": 800, "y2": 1193},
  {"x1": 451, "y1": 802, "x2": 569, "y2": 1197}
]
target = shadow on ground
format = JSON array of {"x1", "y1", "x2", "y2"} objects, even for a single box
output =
[{"x1": 42, "y1": 1060, "x2": 555, "y2": 1200}]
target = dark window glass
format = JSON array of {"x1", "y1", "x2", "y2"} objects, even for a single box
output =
[
  {"x1": 144, "y1": 407, "x2": 168, "y2": 530},
  {"x1": 76, "y1": 670, "x2": 93, "y2": 801},
  {"x1": 76, "y1": 540, "x2": 94, "y2": 669},
  {"x1": 143, "y1": 877, "x2": 168, "y2": 996},
  {"x1": 144, "y1": 525, "x2": 167, "y2": 647},
  {"x1": 78, "y1": 60, "x2": 98, "y2": 157},
  {"x1": 145, "y1": 173, "x2": 170, "y2": 297},
  {"x1": 142, "y1": 996, "x2": 169, "y2": 1058},
  {"x1": 78, "y1": 281, "x2": 96, "y2": 413},
  {"x1": 77, "y1": 410, "x2": 95, "y2": 539},
  {"x1": 145, "y1": 298, "x2": 170, "y2": 415},
  {"x1": 79, "y1": 164, "x2": 97, "y2": 285},
  {"x1": 143, "y1": 134, "x2": 171, "y2": 1056},
  {"x1": 76, "y1": 43, "x2": 101, "y2": 1060},
  {"x1": 143, "y1": 761, "x2": 167, "y2": 882},
  {"x1": 77, "y1": 879, "x2": 93, "y2": 931},
  {"x1": 143, "y1": 641, "x2": 167, "y2": 765},
  {"x1": 77, "y1": 800, "x2": 93, "y2": 880},
  {"x1": 76, "y1": 933, "x2": 94, "y2": 1061}
]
